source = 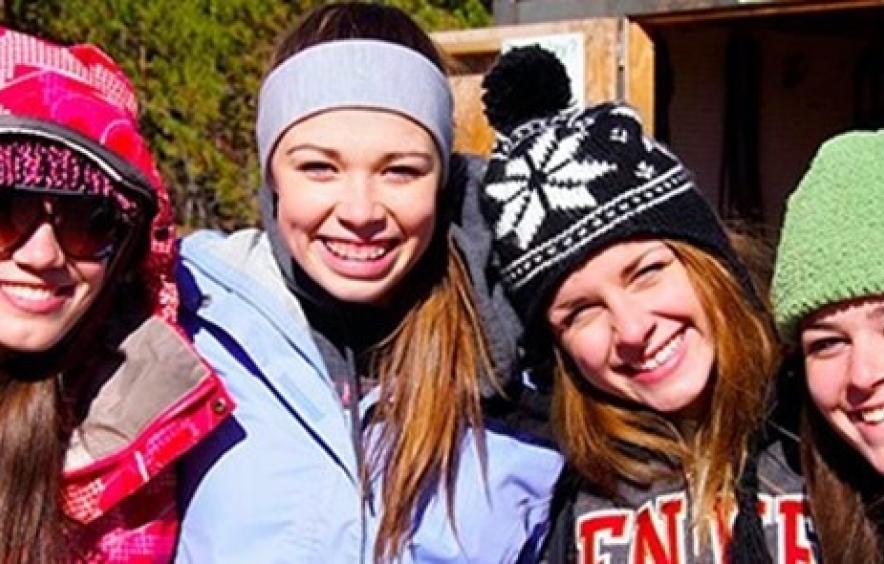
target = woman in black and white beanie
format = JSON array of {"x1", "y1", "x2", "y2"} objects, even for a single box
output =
[{"x1": 480, "y1": 46, "x2": 819, "y2": 563}]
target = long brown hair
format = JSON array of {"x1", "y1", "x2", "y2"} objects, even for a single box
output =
[
  {"x1": 269, "y1": 5, "x2": 493, "y2": 562},
  {"x1": 0, "y1": 203, "x2": 149, "y2": 564},
  {"x1": 0, "y1": 373, "x2": 66, "y2": 563},
  {"x1": 552, "y1": 240, "x2": 778, "y2": 538},
  {"x1": 800, "y1": 372, "x2": 884, "y2": 562},
  {"x1": 370, "y1": 238, "x2": 491, "y2": 562}
]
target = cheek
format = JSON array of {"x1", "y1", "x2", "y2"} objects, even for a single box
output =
[
  {"x1": 408, "y1": 205, "x2": 436, "y2": 245},
  {"x1": 79, "y1": 261, "x2": 109, "y2": 296},
  {"x1": 394, "y1": 188, "x2": 438, "y2": 245},
  {"x1": 805, "y1": 360, "x2": 843, "y2": 409},
  {"x1": 562, "y1": 327, "x2": 609, "y2": 385},
  {"x1": 671, "y1": 275, "x2": 706, "y2": 318},
  {"x1": 275, "y1": 186, "x2": 327, "y2": 234}
]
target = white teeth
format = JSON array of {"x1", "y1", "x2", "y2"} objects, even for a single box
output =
[
  {"x1": 2, "y1": 283, "x2": 55, "y2": 301},
  {"x1": 859, "y1": 407, "x2": 884, "y2": 424},
  {"x1": 325, "y1": 240, "x2": 388, "y2": 261},
  {"x1": 634, "y1": 332, "x2": 684, "y2": 371}
]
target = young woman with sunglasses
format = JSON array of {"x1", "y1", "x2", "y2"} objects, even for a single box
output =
[
  {"x1": 175, "y1": 4, "x2": 561, "y2": 563},
  {"x1": 0, "y1": 28, "x2": 231, "y2": 562},
  {"x1": 479, "y1": 47, "x2": 818, "y2": 563},
  {"x1": 772, "y1": 130, "x2": 884, "y2": 562}
]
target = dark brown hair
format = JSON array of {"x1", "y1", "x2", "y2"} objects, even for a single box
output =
[
  {"x1": 0, "y1": 373, "x2": 67, "y2": 563},
  {"x1": 270, "y1": 2, "x2": 445, "y2": 73},
  {"x1": 799, "y1": 371, "x2": 884, "y2": 561},
  {"x1": 270, "y1": 5, "x2": 492, "y2": 562}
]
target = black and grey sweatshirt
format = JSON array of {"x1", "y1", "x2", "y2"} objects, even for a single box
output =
[{"x1": 543, "y1": 422, "x2": 820, "y2": 564}]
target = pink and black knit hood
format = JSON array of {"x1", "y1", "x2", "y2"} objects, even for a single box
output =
[{"x1": 0, "y1": 27, "x2": 177, "y2": 322}]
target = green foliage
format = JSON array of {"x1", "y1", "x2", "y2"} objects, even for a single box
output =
[
  {"x1": 6, "y1": 0, "x2": 290, "y2": 229},
  {"x1": 385, "y1": 0, "x2": 491, "y2": 29},
  {"x1": 3, "y1": 1, "x2": 491, "y2": 229}
]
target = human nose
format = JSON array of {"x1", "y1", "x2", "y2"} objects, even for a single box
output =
[
  {"x1": 334, "y1": 175, "x2": 386, "y2": 234},
  {"x1": 610, "y1": 294, "x2": 654, "y2": 359},
  {"x1": 11, "y1": 222, "x2": 66, "y2": 270},
  {"x1": 846, "y1": 337, "x2": 884, "y2": 403}
]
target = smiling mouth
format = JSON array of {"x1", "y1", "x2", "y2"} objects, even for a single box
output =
[
  {"x1": 629, "y1": 331, "x2": 685, "y2": 372},
  {"x1": 323, "y1": 239, "x2": 393, "y2": 261},
  {"x1": 1, "y1": 281, "x2": 72, "y2": 301},
  {"x1": 855, "y1": 406, "x2": 884, "y2": 425}
]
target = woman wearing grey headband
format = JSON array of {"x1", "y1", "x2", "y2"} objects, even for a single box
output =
[{"x1": 174, "y1": 4, "x2": 562, "y2": 563}]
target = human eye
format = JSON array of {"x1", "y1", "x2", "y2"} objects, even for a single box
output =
[
  {"x1": 384, "y1": 164, "x2": 424, "y2": 183},
  {"x1": 384, "y1": 154, "x2": 434, "y2": 183},
  {"x1": 559, "y1": 302, "x2": 601, "y2": 330},
  {"x1": 636, "y1": 261, "x2": 666, "y2": 278},
  {"x1": 802, "y1": 334, "x2": 847, "y2": 358},
  {"x1": 632, "y1": 257, "x2": 671, "y2": 286},
  {"x1": 298, "y1": 160, "x2": 337, "y2": 180}
]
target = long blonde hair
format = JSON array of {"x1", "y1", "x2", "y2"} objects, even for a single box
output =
[{"x1": 552, "y1": 240, "x2": 778, "y2": 538}]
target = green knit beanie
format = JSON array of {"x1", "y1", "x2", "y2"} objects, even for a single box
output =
[{"x1": 772, "y1": 129, "x2": 884, "y2": 343}]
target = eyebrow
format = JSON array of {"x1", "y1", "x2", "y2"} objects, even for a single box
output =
[
  {"x1": 551, "y1": 244, "x2": 669, "y2": 315},
  {"x1": 802, "y1": 320, "x2": 838, "y2": 333},
  {"x1": 804, "y1": 302, "x2": 884, "y2": 332},
  {"x1": 284, "y1": 145, "x2": 433, "y2": 163},
  {"x1": 384, "y1": 152, "x2": 434, "y2": 162},
  {"x1": 284, "y1": 144, "x2": 339, "y2": 159},
  {"x1": 620, "y1": 243, "x2": 668, "y2": 281},
  {"x1": 868, "y1": 304, "x2": 884, "y2": 321}
]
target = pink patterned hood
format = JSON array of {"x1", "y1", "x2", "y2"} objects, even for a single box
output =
[{"x1": 0, "y1": 26, "x2": 177, "y2": 322}]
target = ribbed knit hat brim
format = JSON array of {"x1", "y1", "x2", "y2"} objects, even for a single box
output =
[{"x1": 772, "y1": 129, "x2": 884, "y2": 343}]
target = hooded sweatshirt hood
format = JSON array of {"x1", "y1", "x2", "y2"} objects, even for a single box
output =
[{"x1": 0, "y1": 26, "x2": 176, "y2": 323}]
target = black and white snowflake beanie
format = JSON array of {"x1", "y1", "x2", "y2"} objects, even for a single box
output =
[{"x1": 480, "y1": 45, "x2": 755, "y2": 328}]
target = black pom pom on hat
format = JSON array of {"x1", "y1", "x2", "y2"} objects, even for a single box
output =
[{"x1": 481, "y1": 45, "x2": 573, "y2": 135}]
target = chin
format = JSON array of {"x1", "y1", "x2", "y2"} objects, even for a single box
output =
[
  {"x1": 867, "y1": 455, "x2": 884, "y2": 475},
  {"x1": 853, "y1": 444, "x2": 884, "y2": 475},
  {"x1": 0, "y1": 321, "x2": 67, "y2": 352},
  {"x1": 649, "y1": 382, "x2": 708, "y2": 416},
  {"x1": 1, "y1": 336, "x2": 61, "y2": 355},
  {"x1": 324, "y1": 282, "x2": 395, "y2": 306}
]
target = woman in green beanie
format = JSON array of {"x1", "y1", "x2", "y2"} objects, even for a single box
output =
[{"x1": 772, "y1": 129, "x2": 884, "y2": 562}]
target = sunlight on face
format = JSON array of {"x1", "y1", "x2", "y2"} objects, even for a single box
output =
[
  {"x1": 801, "y1": 296, "x2": 884, "y2": 473},
  {"x1": 547, "y1": 240, "x2": 714, "y2": 416},
  {"x1": 0, "y1": 223, "x2": 107, "y2": 354},
  {"x1": 270, "y1": 109, "x2": 441, "y2": 306}
]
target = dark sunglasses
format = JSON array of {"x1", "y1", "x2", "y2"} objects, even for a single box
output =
[{"x1": 0, "y1": 189, "x2": 134, "y2": 261}]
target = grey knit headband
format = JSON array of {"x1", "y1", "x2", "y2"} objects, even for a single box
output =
[{"x1": 256, "y1": 39, "x2": 453, "y2": 183}]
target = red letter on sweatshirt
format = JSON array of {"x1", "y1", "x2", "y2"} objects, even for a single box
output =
[
  {"x1": 577, "y1": 510, "x2": 630, "y2": 564},
  {"x1": 778, "y1": 496, "x2": 814, "y2": 564},
  {"x1": 631, "y1": 495, "x2": 686, "y2": 564}
]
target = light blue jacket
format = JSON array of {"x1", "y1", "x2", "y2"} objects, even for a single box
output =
[{"x1": 174, "y1": 229, "x2": 563, "y2": 563}]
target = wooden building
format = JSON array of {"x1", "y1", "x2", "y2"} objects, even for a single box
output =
[{"x1": 434, "y1": 0, "x2": 884, "y2": 229}]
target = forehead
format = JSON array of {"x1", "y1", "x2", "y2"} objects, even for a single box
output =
[
  {"x1": 278, "y1": 108, "x2": 437, "y2": 151},
  {"x1": 553, "y1": 239, "x2": 668, "y2": 296}
]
